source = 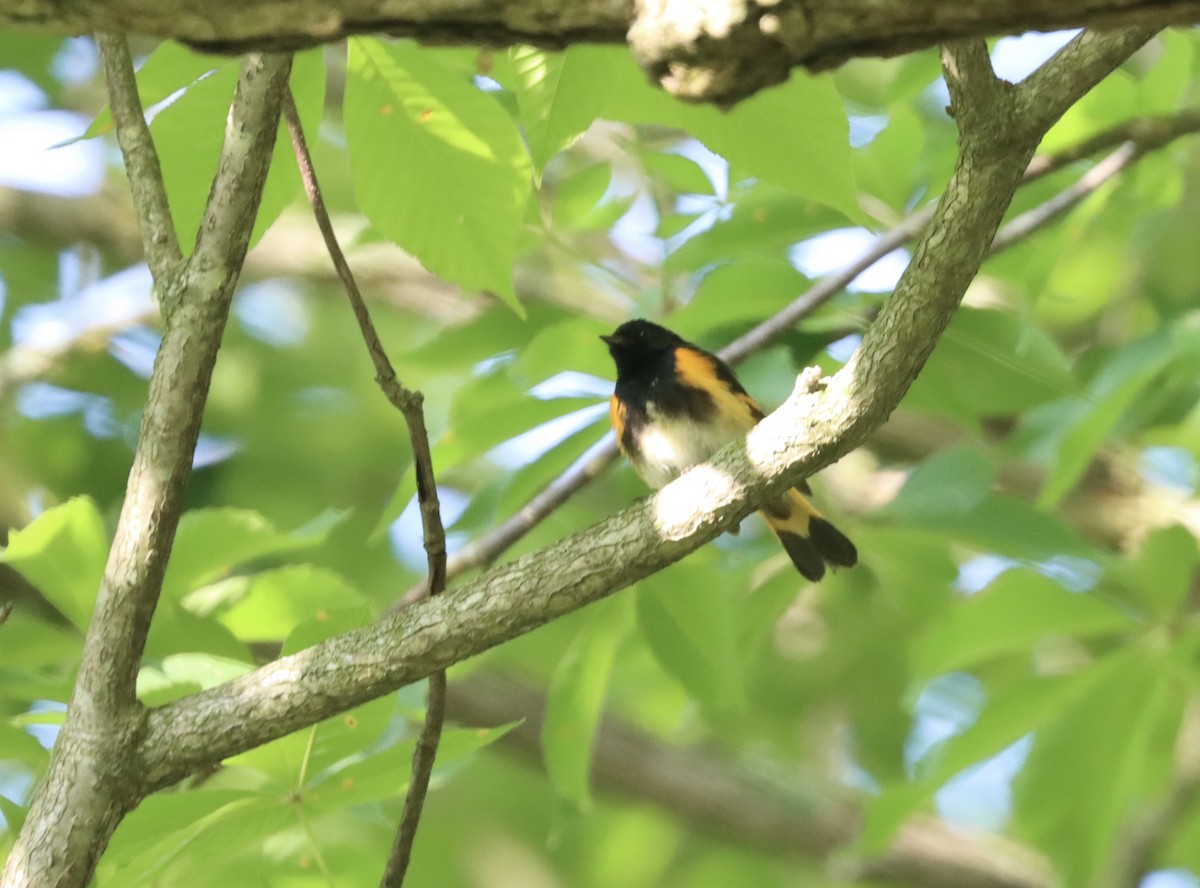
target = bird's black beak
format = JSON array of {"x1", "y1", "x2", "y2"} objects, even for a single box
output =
[{"x1": 600, "y1": 334, "x2": 616, "y2": 347}]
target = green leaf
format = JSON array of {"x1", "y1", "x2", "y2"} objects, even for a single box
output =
[
  {"x1": 551, "y1": 162, "x2": 615, "y2": 230},
  {"x1": 282, "y1": 605, "x2": 374, "y2": 656},
  {"x1": 0, "y1": 722, "x2": 49, "y2": 770},
  {"x1": 600, "y1": 53, "x2": 859, "y2": 221},
  {"x1": 541, "y1": 597, "x2": 631, "y2": 809},
  {"x1": 880, "y1": 446, "x2": 995, "y2": 521},
  {"x1": 230, "y1": 694, "x2": 396, "y2": 787},
  {"x1": 639, "y1": 149, "x2": 714, "y2": 196},
  {"x1": 912, "y1": 569, "x2": 1133, "y2": 682},
  {"x1": 161, "y1": 508, "x2": 319, "y2": 601},
  {"x1": 0, "y1": 611, "x2": 80, "y2": 669},
  {"x1": 142, "y1": 603, "x2": 253, "y2": 666},
  {"x1": 1103, "y1": 526, "x2": 1198, "y2": 620},
  {"x1": 80, "y1": 43, "x2": 228, "y2": 142},
  {"x1": 0, "y1": 497, "x2": 107, "y2": 630},
  {"x1": 0, "y1": 32, "x2": 65, "y2": 97},
  {"x1": 1013, "y1": 646, "x2": 1181, "y2": 885},
  {"x1": 305, "y1": 721, "x2": 521, "y2": 810},
  {"x1": 1140, "y1": 30, "x2": 1192, "y2": 114},
  {"x1": 345, "y1": 37, "x2": 532, "y2": 309},
  {"x1": 636, "y1": 558, "x2": 745, "y2": 712},
  {"x1": 0, "y1": 794, "x2": 27, "y2": 836},
  {"x1": 671, "y1": 257, "x2": 809, "y2": 332},
  {"x1": 1039, "y1": 332, "x2": 1173, "y2": 506},
  {"x1": 510, "y1": 45, "x2": 615, "y2": 174},
  {"x1": 664, "y1": 185, "x2": 843, "y2": 272},
  {"x1": 149, "y1": 49, "x2": 325, "y2": 251},
  {"x1": 147, "y1": 63, "x2": 237, "y2": 241},
  {"x1": 102, "y1": 788, "x2": 261, "y2": 867},
  {"x1": 104, "y1": 793, "x2": 295, "y2": 882},
  {"x1": 904, "y1": 494, "x2": 1095, "y2": 562},
  {"x1": 218, "y1": 565, "x2": 366, "y2": 641},
  {"x1": 905, "y1": 308, "x2": 1078, "y2": 422},
  {"x1": 854, "y1": 106, "x2": 924, "y2": 210},
  {"x1": 861, "y1": 667, "x2": 1109, "y2": 853}
]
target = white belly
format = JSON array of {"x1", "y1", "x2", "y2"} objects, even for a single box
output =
[{"x1": 632, "y1": 406, "x2": 748, "y2": 489}]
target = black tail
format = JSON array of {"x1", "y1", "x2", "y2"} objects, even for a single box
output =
[
  {"x1": 809, "y1": 517, "x2": 858, "y2": 569},
  {"x1": 776, "y1": 518, "x2": 857, "y2": 582},
  {"x1": 778, "y1": 532, "x2": 826, "y2": 582}
]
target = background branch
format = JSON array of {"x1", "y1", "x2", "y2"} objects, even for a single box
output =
[{"x1": 447, "y1": 673, "x2": 1055, "y2": 888}]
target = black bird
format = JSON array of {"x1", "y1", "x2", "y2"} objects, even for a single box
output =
[{"x1": 602, "y1": 319, "x2": 856, "y2": 581}]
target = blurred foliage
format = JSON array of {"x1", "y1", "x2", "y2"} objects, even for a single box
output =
[{"x1": 3, "y1": 28, "x2": 1200, "y2": 888}]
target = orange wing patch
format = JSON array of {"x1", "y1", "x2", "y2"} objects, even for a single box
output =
[
  {"x1": 609, "y1": 394, "x2": 628, "y2": 453},
  {"x1": 673, "y1": 347, "x2": 761, "y2": 432}
]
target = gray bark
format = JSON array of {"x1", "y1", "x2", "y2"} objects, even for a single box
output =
[{"x1": 0, "y1": 0, "x2": 1194, "y2": 102}]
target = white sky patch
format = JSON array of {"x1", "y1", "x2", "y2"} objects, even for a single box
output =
[
  {"x1": 108, "y1": 326, "x2": 162, "y2": 378},
  {"x1": 935, "y1": 734, "x2": 1032, "y2": 831},
  {"x1": 991, "y1": 31, "x2": 1081, "y2": 82},
  {"x1": 529, "y1": 371, "x2": 613, "y2": 401},
  {"x1": 955, "y1": 554, "x2": 1017, "y2": 594},
  {"x1": 489, "y1": 402, "x2": 608, "y2": 467},
  {"x1": 0, "y1": 71, "x2": 47, "y2": 114},
  {"x1": 1140, "y1": 446, "x2": 1198, "y2": 494},
  {"x1": 826, "y1": 334, "x2": 861, "y2": 364},
  {"x1": 1142, "y1": 871, "x2": 1200, "y2": 888},
  {"x1": 390, "y1": 486, "x2": 470, "y2": 568},
  {"x1": 51, "y1": 37, "x2": 99, "y2": 85},
  {"x1": 609, "y1": 186, "x2": 664, "y2": 266},
  {"x1": 0, "y1": 109, "x2": 104, "y2": 196},
  {"x1": 12, "y1": 264, "x2": 153, "y2": 349},
  {"x1": 669, "y1": 137, "x2": 729, "y2": 200},
  {"x1": 235, "y1": 280, "x2": 311, "y2": 348},
  {"x1": 849, "y1": 114, "x2": 888, "y2": 148},
  {"x1": 790, "y1": 228, "x2": 910, "y2": 292}
]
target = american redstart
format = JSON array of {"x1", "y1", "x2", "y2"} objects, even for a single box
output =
[{"x1": 602, "y1": 319, "x2": 857, "y2": 581}]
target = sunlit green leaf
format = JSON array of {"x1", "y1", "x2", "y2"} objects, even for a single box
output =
[
  {"x1": 0, "y1": 497, "x2": 107, "y2": 630},
  {"x1": 161, "y1": 508, "x2": 320, "y2": 601},
  {"x1": 510, "y1": 45, "x2": 615, "y2": 174},
  {"x1": 636, "y1": 558, "x2": 745, "y2": 712},
  {"x1": 1013, "y1": 645, "x2": 1181, "y2": 884},
  {"x1": 345, "y1": 37, "x2": 532, "y2": 308},
  {"x1": 912, "y1": 569, "x2": 1133, "y2": 681},
  {"x1": 542, "y1": 596, "x2": 632, "y2": 809}
]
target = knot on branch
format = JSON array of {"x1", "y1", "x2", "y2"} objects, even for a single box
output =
[{"x1": 629, "y1": 0, "x2": 806, "y2": 106}]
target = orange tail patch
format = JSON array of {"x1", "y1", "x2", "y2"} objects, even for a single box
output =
[{"x1": 759, "y1": 488, "x2": 857, "y2": 581}]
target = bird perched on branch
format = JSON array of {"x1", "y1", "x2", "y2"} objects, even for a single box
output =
[{"x1": 602, "y1": 319, "x2": 856, "y2": 581}]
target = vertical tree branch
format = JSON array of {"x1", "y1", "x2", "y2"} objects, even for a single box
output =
[
  {"x1": 279, "y1": 89, "x2": 448, "y2": 888},
  {"x1": 0, "y1": 50, "x2": 293, "y2": 888},
  {"x1": 95, "y1": 34, "x2": 182, "y2": 281}
]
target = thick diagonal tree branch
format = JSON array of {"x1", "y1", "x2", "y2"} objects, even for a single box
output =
[
  {"x1": 412, "y1": 93, "x2": 1194, "y2": 604},
  {"x1": 0, "y1": 0, "x2": 1191, "y2": 103},
  {"x1": 0, "y1": 49, "x2": 293, "y2": 888},
  {"x1": 132, "y1": 30, "x2": 1154, "y2": 804}
]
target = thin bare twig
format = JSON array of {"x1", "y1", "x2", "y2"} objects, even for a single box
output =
[
  {"x1": 280, "y1": 88, "x2": 446, "y2": 888},
  {"x1": 992, "y1": 142, "x2": 1139, "y2": 250},
  {"x1": 0, "y1": 602, "x2": 13, "y2": 628}
]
